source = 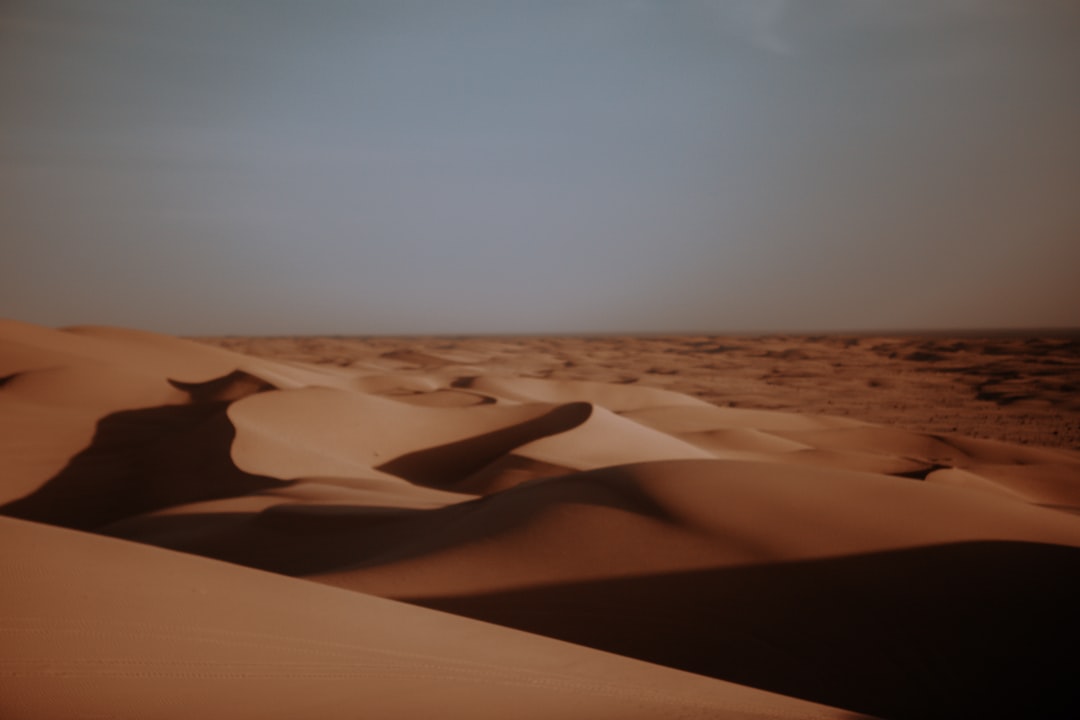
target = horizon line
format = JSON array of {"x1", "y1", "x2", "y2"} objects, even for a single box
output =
[{"x1": 177, "y1": 326, "x2": 1080, "y2": 340}]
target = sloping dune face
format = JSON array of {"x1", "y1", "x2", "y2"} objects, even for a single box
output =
[{"x1": 3, "y1": 321, "x2": 1080, "y2": 719}]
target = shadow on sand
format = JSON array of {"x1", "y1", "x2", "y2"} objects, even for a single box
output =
[
  {"x1": 0, "y1": 401, "x2": 286, "y2": 530},
  {"x1": 403, "y1": 540, "x2": 1080, "y2": 720}
]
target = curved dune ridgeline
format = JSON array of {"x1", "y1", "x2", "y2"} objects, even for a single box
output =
[{"x1": 3, "y1": 319, "x2": 1080, "y2": 719}]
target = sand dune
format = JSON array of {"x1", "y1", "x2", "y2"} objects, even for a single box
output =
[
  {"x1": 3, "y1": 320, "x2": 1079, "y2": 719},
  {"x1": 4, "y1": 515, "x2": 856, "y2": 720}
]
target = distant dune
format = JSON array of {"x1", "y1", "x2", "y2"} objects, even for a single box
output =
[
  {"x1": 3, "y1": 319, "x2": 1080, "y2": 719},
  {"x1": 201, "y1": 331, "x2": 1080, "y2": 449}
]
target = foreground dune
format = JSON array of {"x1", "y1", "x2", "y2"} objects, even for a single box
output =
[
  {"x1": 2, "y1": 319, "x2": 1079, "y2": 719},
  {"x1": 3, "y1": 515, "x2": 855, "y2": 720}
]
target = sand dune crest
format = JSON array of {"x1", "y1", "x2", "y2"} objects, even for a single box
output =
[{"x1": 3, "y1": 320, "x2": 1079, "y2": 719}]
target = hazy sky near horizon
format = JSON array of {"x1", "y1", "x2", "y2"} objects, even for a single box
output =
[{"x1": 3, "y1": 0, "x2": 1079, "y2": 335}]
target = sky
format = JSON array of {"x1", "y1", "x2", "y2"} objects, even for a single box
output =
[{"x1": 2, "y1": 0, "x2": 1079, "y2": 335}]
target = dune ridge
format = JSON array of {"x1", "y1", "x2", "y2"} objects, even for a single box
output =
[{"x1": 3, "y1": 320, "x2": 1079, "y2": 719}]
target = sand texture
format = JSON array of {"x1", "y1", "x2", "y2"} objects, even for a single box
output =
[{"x1": 3, "y1": 319, "x2": 1080, "y2": 719}]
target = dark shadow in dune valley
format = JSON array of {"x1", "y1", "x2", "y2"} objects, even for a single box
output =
[{"x1": 406, "y1": 541, "x2": 1080, "y2": 720}]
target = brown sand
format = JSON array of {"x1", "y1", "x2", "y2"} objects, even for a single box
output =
[
  {"x1": 203, "y1": 332, "x2": 1080, "y2": 448},
  {"x1": 3, "y1": 319, "x2": 1080, "y2": 719}
]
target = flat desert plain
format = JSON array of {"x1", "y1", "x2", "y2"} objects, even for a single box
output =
[{"x1": 3, "y1": 319, "x2": 1080, "y2": 719}]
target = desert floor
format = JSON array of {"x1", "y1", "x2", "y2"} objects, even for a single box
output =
[
  {"x1": 3, "y1": 321, "x2": 1080, "y2": 720},
  {"x1": 201, "y1": 332, "x2": 1080, "y2": 449}
]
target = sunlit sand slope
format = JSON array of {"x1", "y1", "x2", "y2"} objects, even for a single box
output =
[{"x1": 4, "y1": 320, "x2": 1079, "y2": 719}]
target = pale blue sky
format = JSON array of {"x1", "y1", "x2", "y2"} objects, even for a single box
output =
[{"x1": 3, "y1": 1, "x2": 1078, "y2": 334}]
